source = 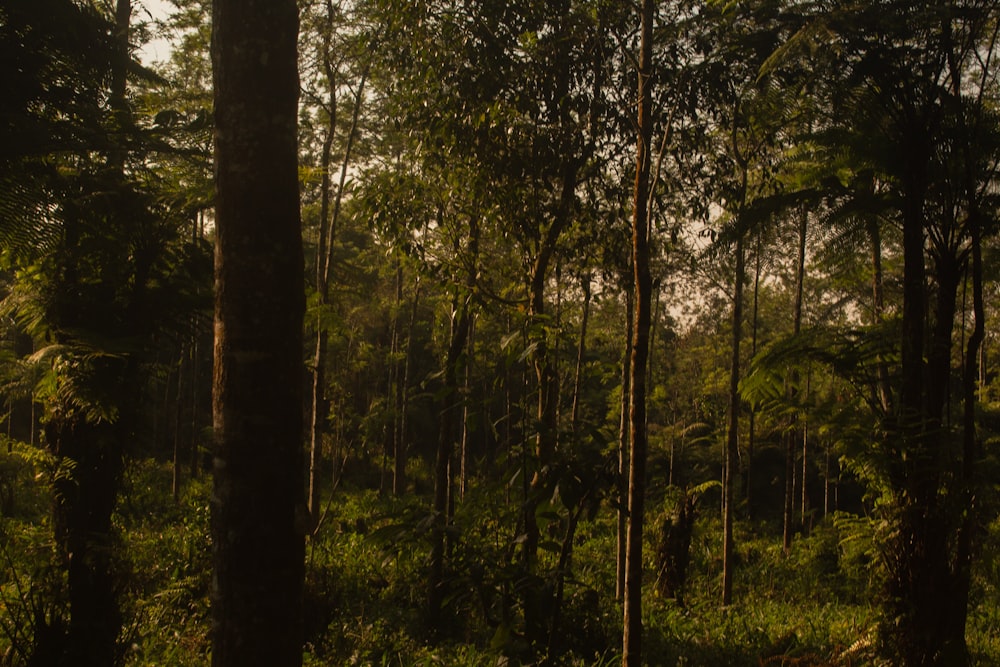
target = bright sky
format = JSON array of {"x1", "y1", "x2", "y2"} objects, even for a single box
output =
[{"x1": 136, "y1": 0, "x2": 174, "y2": 65}]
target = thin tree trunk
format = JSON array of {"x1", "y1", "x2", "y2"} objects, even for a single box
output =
[
  {"x1": 428, "y1": 215, "x2": 478, "y2": 628},
  {"x1": 387, "y1": 256, "x2": 403, "y2": 494},
  {"x1": 783, "y1": 210, "x2": 808, "y2": 552},
  {"x1": 190, "y1": 330, "x2": 201, "y2": 480},
  {"x1": 395, "y1": 272, "x2": 421, "y2": 496},
  {"x1": 823, "y1": 438, "x2": 830, "y2": 518},
  {"x1": 623, "y1": 0, "x2": 653, "y2": 662},
  {"x1": 722, "y1": 230, "x2": 745, "y2": 607},
  {"x1": 307, "y1": 3, "x2": 337, "y2": 522},
  {"x1": 309, "y1": 33, "x2": 370, "y2": 519},
  {"x1": 616, "y1": 290, "x2": 633, "y2": 602},
  {"x1": 173, "y1": 344, "x2": 185, "y2": 502},
  {"x1": 522, "y1": 163, "x2": 578, "y2": 654},
  {"x1": 460, "y1": 314, "x2": 475, "y2": 500},
  {"x1": 747, "y1": 231, "x2": 762, "y2": 519},
  {"x1": 955, "y1": 210, "x2": 984, "y2": 651},
  {"x1": 570, "y1": 274, "x2": 592, "y2": 441},
  {"x1": 210, "y1": 0, "x2": 305, "y2": 662},
  {"x1": 801, "y1": 399, "x2": 808, "y2": 528},
  {"x1": 866, "y1": 219, "x2": 893, "y2": 414}
]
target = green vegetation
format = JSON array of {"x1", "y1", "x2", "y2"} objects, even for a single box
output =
[
  {"x1": 3, "y1": 0, "x2": 1000, "y2": 665},
  {"x1": 4, "y1": 453, "x2": 1000, "y2": 664}
]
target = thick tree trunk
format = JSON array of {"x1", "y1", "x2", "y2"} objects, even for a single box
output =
[
  {"x1": 48, "y1": 412, "x2": 125, "y2": 666},
  {"x1": 623, "y1": 1, "x2": 653, "y2": 663},
  {"x1": 210, "y1": 0, "x2": 305, "y2": 663},
  {"x1": 883, "y1": 132, "x2": 971, "y2": 667}
]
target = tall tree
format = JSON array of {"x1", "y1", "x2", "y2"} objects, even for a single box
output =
[
  {"x1": 210, "y1": 0, "x2": 305, "y2": 663},
  {"x1": 782, "y1": 210, "x2": 808, "y2": 552},
  {"x1": 622, "y1": 0, "x2": 654, "y2": 664},
  {"x1": 825, "y1": 4, "x2": 999, "y2": 662},
  {"x1": 772, "y1": 1, "x2": 1000, "y2": 661},
  {"x1": 2, "y1": 0, "x2": 215, "y2": 661}
]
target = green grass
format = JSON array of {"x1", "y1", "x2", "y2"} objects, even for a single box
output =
[{"x1": 2, "y1": 456, "x2": 999, "y2": 666}]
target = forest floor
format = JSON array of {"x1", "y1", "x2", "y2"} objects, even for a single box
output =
[{"x1": 1, "y1": 455, "x2": 999, "y2": 665}]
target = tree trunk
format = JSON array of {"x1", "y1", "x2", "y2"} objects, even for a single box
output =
[
  {"x1": 746, "y1": 231, "x2": 762, "y2": 519},
  {"x1": 883, "y1": 129, "x2": 964, "y2": 667},
  {"x1": 173, "y1": 343, "x2": 186, "y2": 502},
  {"x1": 722, "y1": 229, "x2": 744, "y2": 606},
  {"x1": 616, "y1": 290, "x2": 633, "y2": 602},
  {"x1": 783, "y1": 210, "x2": 808, "y2": 552},
  {"x1": 210, "y1": 0, "x2": 305, "y2": 663},
  {"x1": 623, "y1": 0, "x2": 653, "y2": 663},
  {"x1": 39, "y1": 3, "x2": 133, "y2": 662},
  {"x1": 655, "y1": 490, "x2": 697, "y2": 605},
  {"x1": 428, "y1": 215, "x2": 478, "y2": 629},
  {"x1": 570, "y1": 274, "x2": 592, "y2": 441},
  {"x1": 460, "y1": 314, "x2": 475, "y2": 500},
  {"x1": 867, "y1": 218, "x2": 893, "y2": 414},
  {"x1": 47, "y1": 407, "x2": 126, "y2": 666},
  {"x1": 954, "y1": 209, "x2": 984, "y2": 655},
  {"x1": 522, "y1": 152, "x2": 577, "y2": 657},
  {"x1": 308, "y1": 26, "x2": 369, "y2": 518},
  {"x1": 307, "y1": 3, "x2": 336, "y2": 523},
  {"x1": 395, "y1": 272, "x2": 421, "y2": 496}
]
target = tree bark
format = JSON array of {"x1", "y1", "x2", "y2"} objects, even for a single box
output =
[
  {"x1": 210, "y1": 0, "x2": 305, "y2": 663},
  {"x1": 883, "y1": 125, "x2": 956, "y2": 667},
  {"x1": 623, "y1": 0, "x2": 653, "y2": 663}
]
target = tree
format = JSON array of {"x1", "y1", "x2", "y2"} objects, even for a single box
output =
[
  {"x1": 0, "y1": 1, "x2": 195, "y2": 662},
  {"x1": 622, "y1": 0, "x2": 654, "y2": 664},
  {"x1": 210, "y1": 0, "x2": 305, "y2": 663},
  {"x1": 299, "y1": 0, "x2": 374, "y2": 521},
  {"x1": 820, "y1": 4, "x2": 1000, "y2": 662},
  {"x1": 765, "y1": 1, "x2": 1000, "y2": 661}
]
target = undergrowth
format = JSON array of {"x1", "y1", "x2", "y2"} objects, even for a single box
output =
[{"x1": 1, "y1": 454, "x2": 999, "y2": 665}]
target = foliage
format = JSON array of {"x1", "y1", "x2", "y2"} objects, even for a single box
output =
[{"x1": 1, "y1": 0, "x2": 999, "y2": 664}]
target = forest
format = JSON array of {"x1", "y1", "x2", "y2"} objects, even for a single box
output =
[{"x1": 2, "y1": 0, "x2": 1000, "y2": 665}]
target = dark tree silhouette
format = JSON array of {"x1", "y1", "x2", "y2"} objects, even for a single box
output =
[{"x1": 210, "y1": 0, "x2": 306, "y2": 663}]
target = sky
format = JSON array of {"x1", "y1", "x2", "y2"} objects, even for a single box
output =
[{"x1": 135, "y1": 0, "x2": 175, "y2": 65}]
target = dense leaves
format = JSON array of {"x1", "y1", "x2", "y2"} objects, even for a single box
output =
[{"x1": 1, "y1": 0, "x2": 999, "y2": 665}]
